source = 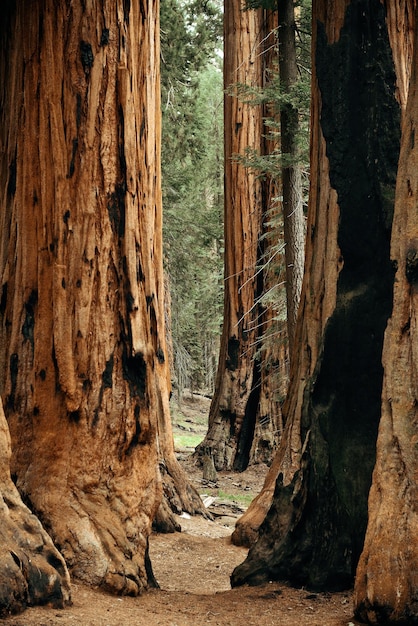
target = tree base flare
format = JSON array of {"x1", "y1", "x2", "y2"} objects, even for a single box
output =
[
  {"x1": 0, "y1": 405, "x2": 71, "y2": 617},
  {"x1": 0, "y1": 502, "x2": 71, "y2": 617},
  {"x1": 31, "y1": 482, "x2": 160, "y2": 596}
]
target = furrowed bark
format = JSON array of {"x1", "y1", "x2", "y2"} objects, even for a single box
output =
[
  {"x1": 0, "y1": 0, "x2": 204, "y2": 597},
  {"x1": 0, "y1": 398, "x2": 71, "y2": 617}
]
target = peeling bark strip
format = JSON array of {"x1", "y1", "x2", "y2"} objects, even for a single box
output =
[
  {"x1": 0, "y1": 0, "x2": 208, "y2": 600},
  {"x1": 232, "y1": 0, "x2": 399, "y2": 591}
]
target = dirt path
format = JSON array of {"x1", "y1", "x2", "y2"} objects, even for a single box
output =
[
  {"x1": 3, "y1": 512, "x2": 361, "y2": 626},
  {"x1": 3, "y1": 395, "x2": 363, "y2": 625},
  {"x1": 3, "y1": 484, "x2": 362, "y2": 626}
]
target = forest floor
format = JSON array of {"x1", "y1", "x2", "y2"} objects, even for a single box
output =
[{"x1": 3, "y1": 393, "x2": 363, "y2": 626}]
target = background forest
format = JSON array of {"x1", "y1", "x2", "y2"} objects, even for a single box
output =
[
  {"x1": 160, "y1": 0, "x2": 224, "y2": 395},
  {"x1": 161, "y1": 0, "x2": 311, "y2": 399},
  {"x1": 1, "y1": 1, "x2": 417, "y2": 624}
]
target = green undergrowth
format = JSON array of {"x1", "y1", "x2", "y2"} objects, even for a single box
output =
[
  {"x1": 170, "y1": 392, "x2": 210, "y2": 451},
  {"x1": 215, "y1": 489, "x2": 254, "y2": 507},
  {"x1": 174, "y1": 432, "x2": 204, "y2": 451}
]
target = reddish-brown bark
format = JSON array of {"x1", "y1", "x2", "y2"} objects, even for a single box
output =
[
  {"x1": 0, "y1": 397, "x2": 71, "y2": 616},
  {"x1": 0, "y1": 0, "x2": 203, "y2": 600}
]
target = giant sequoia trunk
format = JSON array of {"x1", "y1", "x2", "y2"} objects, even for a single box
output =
[
  {"x1": 354, "y1": 3, "x2": 418, "y2": 623},
  {"x1": 196, "y1": 2, "x2": 283, "y2": 472},
  {"x1": 0, "y1": 0, "x2": 203, "y2": 599},
  {"x1": 232, "y1": 0, "x2": 400, "y2": 590}
]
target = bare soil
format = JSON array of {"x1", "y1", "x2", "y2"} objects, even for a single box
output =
[{"x1": 3, "y1": 394, "x2": 363, "y2": 626}]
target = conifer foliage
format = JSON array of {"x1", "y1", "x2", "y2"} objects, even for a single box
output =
[{"x1": 160, "y1": 0, "x2": 224, "y2": 395}]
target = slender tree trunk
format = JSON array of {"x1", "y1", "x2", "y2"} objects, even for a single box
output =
[
  {"x1": 278, "y1": 0, "x2": 305, "y2": 356},
  {"x1": 232, "y1": 0, "x2": 400, "y2": 589},
  {"x1": 354, "y1": 3, "x2": 418, "y2": 623},
  {"x1": 197, "y1": 2, "x2": 282, "y2": 472},
  {"x1": 251, "y1": 8, "x2": 286, "y2": 467},
  {"x1": 0, "y1": 0, "x2": 203, "y2": 596}
]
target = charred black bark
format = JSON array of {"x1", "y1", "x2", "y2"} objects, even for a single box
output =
[
  {"x1": 232, "y1": 0, "x2": 400, "y2": 591},
  {"x1": 233, "y1": 365, "x2": 260, "y2": 472}
]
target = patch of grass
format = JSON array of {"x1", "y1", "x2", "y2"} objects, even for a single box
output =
[
  {"x1": 173, "y1": 432, "x2": 204, "y2": 450},
  {"x1": 216, "y1": 489, "x2": 254, "y2": 507}
]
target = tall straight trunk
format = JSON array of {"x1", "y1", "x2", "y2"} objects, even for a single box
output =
[
  {"x1": 278, "y1": 0, "x2": 305, "y2": 356},
  {"x1": 0, "y1": 0, "x2": 203, "y2": 597},
  {"x1": 354, "y1": 2, "x2": 418, "y2": 623},
  {"x1": 251, "y1": 8, "x2": 286, "y2": 467},
  {"x1": 232, "y1": 0, "x2": 400, "y2": 588},
  {"x1": 197, "y1": 2, "x2": 282, "y2": 471}
]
